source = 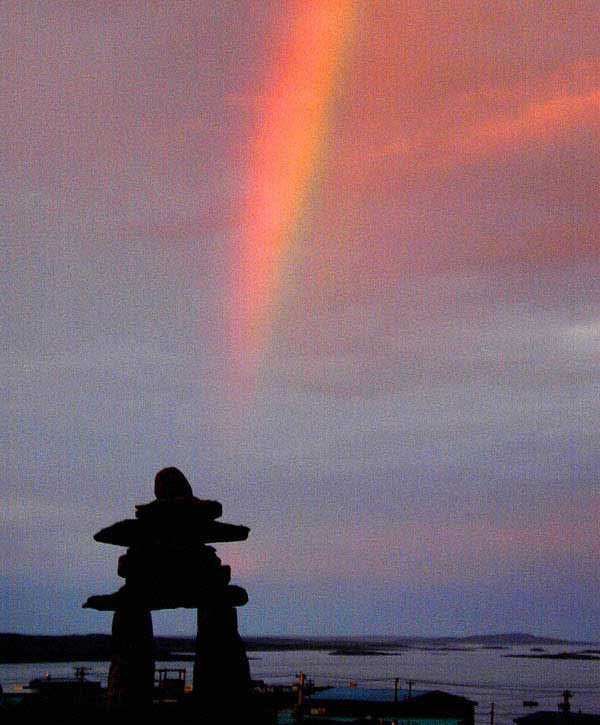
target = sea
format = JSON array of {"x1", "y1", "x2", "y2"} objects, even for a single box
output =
[{"x1": 2, "y1": 644, "x2": 599, "y2": 725}]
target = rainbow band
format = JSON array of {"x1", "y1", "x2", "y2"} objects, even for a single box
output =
[{"x1": 230, "y1": 1, "x2": 356, "y2": 385}]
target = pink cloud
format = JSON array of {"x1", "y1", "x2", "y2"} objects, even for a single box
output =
[{"x1": 232, "y1": 491, "x2": 600, "y2": 587}]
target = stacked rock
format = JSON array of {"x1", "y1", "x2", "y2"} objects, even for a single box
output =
[{"x1": 83, "y1": 467, "x2": 251, "y2": 712}]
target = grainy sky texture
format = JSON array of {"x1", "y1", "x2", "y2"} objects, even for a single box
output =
[{"x1": 3, "y1": 1, "x2": 599, "y2": 638}]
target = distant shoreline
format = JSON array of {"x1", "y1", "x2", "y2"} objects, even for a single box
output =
[
  {"x1": 506, "y1": 652, "x2": 600, "y2": 661},
  {"x1": 0, "y1": 632, "x2": 595, "y2": 664}
]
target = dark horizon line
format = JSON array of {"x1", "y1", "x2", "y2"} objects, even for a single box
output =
[{"x1": 1, "y1": 630, "x2": 595, "y2": 644}]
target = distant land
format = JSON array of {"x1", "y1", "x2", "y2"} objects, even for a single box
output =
[{"x1": 0, "y1": 632, "x2": 594, "y2": 664}]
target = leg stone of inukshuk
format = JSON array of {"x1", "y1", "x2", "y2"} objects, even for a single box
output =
[
  {"x1": 107, "y1": 605, "x2": 154, "y2": 708},
  {"x1": 194, "y1": 603, "x2": 251, "y2": 711}
]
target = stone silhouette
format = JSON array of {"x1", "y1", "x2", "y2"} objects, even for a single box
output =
[{"x1": 84, "y1": 468, "x2": 251, "y2": 713}]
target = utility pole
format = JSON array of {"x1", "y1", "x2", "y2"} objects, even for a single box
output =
[
  {"x1": 394, "y1": 677, "x2": 399, "y2": 703},
  {"x1": 490, "y1": 702, "x2": 495, "y2": 725},
  {"x1": 559, "y1": 690, "x2": 572, "y2": 713},
  {"x1": 297, "y1": 671, "x2": 305, "y2": 706},
  {"x1": 407, "y1": 680, "x2": 413, "y2": 699},
  {"x1": 295, "y1": 671, "x2": 306, "y2": 723}
]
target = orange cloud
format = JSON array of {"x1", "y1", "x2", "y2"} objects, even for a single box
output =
[{"x1": 347, "y1": 85, "x2": 600, "y2": 174}]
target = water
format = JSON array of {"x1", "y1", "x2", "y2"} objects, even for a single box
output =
[
  {"x1": 2, "y1": 644, "x2": 599, "y2": 725},
  {"x1": 248, "y1": 645, "x2": 600, "y2": 724}
]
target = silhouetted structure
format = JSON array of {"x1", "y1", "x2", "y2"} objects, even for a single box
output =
[
  {"x1": 308, "y1": 687, "x2": 477, "y2": 724},
  {"x1": 83, "y1": 468, "x2": 251, "y2": 714},
  {"x1": 514, "y1": 691, "x2": 600, "y2": 725}
]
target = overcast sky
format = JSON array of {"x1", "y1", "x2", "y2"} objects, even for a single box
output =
[{"x1": 3, "y1": 1, "x2": 599, "y2": 638}]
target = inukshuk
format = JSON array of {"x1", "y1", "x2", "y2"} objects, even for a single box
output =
[{"x1": 83, "y1": 467, "x2": 251, "y2": 711}]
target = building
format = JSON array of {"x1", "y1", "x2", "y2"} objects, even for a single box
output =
[
  {"x1": 515, "y1": 715, "x2": 600, "y2": 725},
  {"x1": 514, "y1": 690, "x2": 600, "y2": 725},
  {"x1": 304, "y1": 686, "x2": 477, "y2": 724}
]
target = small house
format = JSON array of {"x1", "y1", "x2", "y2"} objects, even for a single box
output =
[{"x1": 305, "y1": 686, "x2": 476, "y2": 724}]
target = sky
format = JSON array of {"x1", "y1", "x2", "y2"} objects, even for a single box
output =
[{"x1": 3, "y1": 1, "x2": 599, "y2": 639}]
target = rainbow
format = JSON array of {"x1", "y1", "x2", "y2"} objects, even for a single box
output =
[{"x1": 229, "y1": 1, "x2": 357, "y2": 387}]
